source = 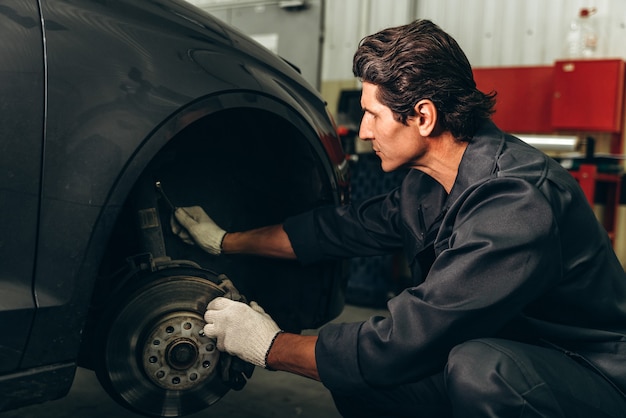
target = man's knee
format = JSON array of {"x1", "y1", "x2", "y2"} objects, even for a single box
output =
[
  {"x1": 445, "y1": 338, "x2": 541, "y2": 414},
  {"x1": 445, "y1": 338, "x2": 576, "y2": 418},
  {"x1": 445, "y1": 339, "x2": 501, "y2": 400}
]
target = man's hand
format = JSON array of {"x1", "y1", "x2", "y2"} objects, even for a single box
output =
[
  {"x1": 171, "y1": 206, "x2": 226, "y2": 255},
  {"x1": 204, "y1": 297, "x2": 282, "y2": 368}
]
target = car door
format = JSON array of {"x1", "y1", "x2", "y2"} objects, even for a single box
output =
[{"x1": 0, "y1": 1, "x2": 45, "y2": 372}]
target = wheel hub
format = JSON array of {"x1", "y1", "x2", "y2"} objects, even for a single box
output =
[
  {"x1": 142, "y1": 313, "x2": 219, "y2": 391},
  {"x1": 167, "y1": 339, "x2": 198, "y2": 370}
]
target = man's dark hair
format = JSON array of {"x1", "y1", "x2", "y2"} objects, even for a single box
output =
[{"x1": 353, "y1": 19, "x2": 496, "y2": 141}]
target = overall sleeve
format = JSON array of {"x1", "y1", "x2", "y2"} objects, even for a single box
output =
[
  {"x1": 283, "y1": 169, "x2": 447, "y2": 264},
  {"x1": 316, "y1": 178, "x2": 563, "y2": 391},
  {"x1": 283, "y1": 189, "x2": 404, "y2": 264}
]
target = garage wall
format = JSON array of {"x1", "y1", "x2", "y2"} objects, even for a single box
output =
[
  {"x1": 323, "y1": 0, "x2": 626, "y2": 78},
  {"x1": 416, "y1": 0, "x2": 626, "y2": 67}
]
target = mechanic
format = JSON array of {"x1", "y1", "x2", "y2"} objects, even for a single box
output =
[{"x1": 172, "y1": 19, "x2": 626, "y2": 417}]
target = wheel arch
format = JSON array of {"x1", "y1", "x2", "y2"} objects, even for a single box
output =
[{"x1": 102, "y1": 90, "x2": 337, "y2": 211}]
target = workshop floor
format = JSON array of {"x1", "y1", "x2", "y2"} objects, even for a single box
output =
[{"x1": 0, "y1": 304, "x2": 388, "y2": 418}]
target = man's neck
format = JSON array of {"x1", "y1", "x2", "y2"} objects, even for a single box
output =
[{"x1": 416, "y1": 132, "x2": 468, "y2": 193}]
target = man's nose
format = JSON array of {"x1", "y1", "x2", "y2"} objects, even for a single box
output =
[{"x1": 358, "y1": 118, "x2": 372, "y2": 141}]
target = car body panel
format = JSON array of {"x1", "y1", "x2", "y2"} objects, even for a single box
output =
[{"x1": 0, "y1": 0, "x2": 44, "y2": 374}]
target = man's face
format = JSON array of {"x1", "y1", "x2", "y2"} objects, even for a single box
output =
[{"x1": 358, "y1": 82, "x2": 425, "y2": 172}]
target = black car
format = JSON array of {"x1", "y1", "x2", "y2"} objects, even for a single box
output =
[{"x1": 0, "y1": 1, "x2": 349, "y2": 416}]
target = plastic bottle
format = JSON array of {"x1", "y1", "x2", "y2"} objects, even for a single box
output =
[{"x1": 565, "y1": 7, "x2": 598, "y2": 58}]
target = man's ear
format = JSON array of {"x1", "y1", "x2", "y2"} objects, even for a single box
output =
[{"x1": 412, "y1": 99, "x2": 438, "y2": 137}]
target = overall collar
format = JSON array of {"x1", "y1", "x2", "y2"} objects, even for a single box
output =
[{"x1": 447, "y1": 121, "x2": 506, "y2": 205}]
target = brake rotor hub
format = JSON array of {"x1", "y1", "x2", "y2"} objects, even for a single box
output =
[
  {"x1": 142, "y1": 312, "x2": 219, "y2": 390},
  {"x1": 167, "y1": 338, "x2": 198, "y2": 370}
]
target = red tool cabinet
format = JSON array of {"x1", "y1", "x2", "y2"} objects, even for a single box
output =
[
  {"x1": 552, "y1": 59, "x2": 625, "y2": 134},
  {"x1": 473, "y1": 59, "x2": 625, "y2": 136},
  {"x1": 472, "y1": 65, "x2": 554, "y2": 133},
  {"x1": 474, "y1": 60, "x2": 626, "y2": 244}
]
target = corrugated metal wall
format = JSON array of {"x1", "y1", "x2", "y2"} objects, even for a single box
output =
[
  {"x1": 322, "y1": 0, "x2": 415, "y2": 80},
  {"x1": 323, "y1": 0, "x2": 626, "y2": 80},
  {"x1": 417, "y1": 0, "x2": 626, "y2": 67}
]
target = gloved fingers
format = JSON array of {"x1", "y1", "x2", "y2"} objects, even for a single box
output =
[
  {"x1": 186, "y1": 205, "x2": 211, "y2": 221},
  {"x1": 249, "y1": 301, "x2": 266, "y2": 314},
  {"x1": 175, "y1": 206, "x2": 211, "y2": 225},
  {"x1": 176, "y1": 228, "x2": 195, "y2": 245},
  {"x1": 204, "y1": 297, "x2": 246, "y2": 329},
  {"x1": 204, "y1": 298, "x2": 244, "y2": 353},
  {"x1": 206, "y1": 296, "x2": 236, "y2": 312},
  {"x1": 170, "y1": 214, "x2": 195, "y2": 245},
  {"x1": 174, "y1": 206, "x2": 213, "y2": 232},
  {"x1": 202, "y1": 296, "x2": 281, "y2": 368},
  {"x1": 174, "y1": 207, "x2": 198, "y2": 230},
  {"x1": 203, "y1": 302, "x2": 226, "y2": 350},
  {"x1": 181, "y1": 235, "x2": 195, "y2": 246},
  {"x1": 202, "y1": 323, "x2": 225, "y2": 351},
  {"x1": 173, "y1": 206, "x2": 226, "y2": 255},
  {"x1": 206, "y1": 298, "x2": 265, "y2": 320}
]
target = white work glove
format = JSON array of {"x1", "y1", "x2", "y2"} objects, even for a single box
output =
[
  {"x1": 171, "y1": 206, "x2": 226, "y2": 255},
  {"x1": 203, "y1": 297, "x2": 282, "y2": 368}
]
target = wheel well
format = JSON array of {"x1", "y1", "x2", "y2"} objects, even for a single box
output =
[{"x1": 93, "y1": 107, "x2": 342, "y2": 335}]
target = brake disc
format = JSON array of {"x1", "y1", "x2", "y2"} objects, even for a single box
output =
[{"x1": 94, "y1": 268, "x2": 239, "y2": 417}]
